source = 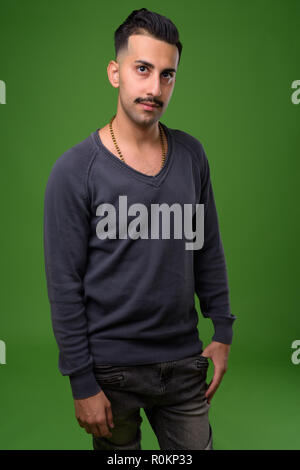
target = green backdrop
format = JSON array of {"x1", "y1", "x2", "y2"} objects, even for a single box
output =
[{"x1": 0, "y1": 0, "x2": 299, "y2": 450}]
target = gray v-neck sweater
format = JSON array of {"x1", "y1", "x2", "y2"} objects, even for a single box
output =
[{"x1": 43, "y1": 122, "x2": 236, "y2": 399}]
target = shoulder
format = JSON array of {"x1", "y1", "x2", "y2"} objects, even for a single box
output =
[
  {"x1": 52, "y1": 133, "x2": 96, "y2": 174},
  {"x1": 167, "y1": 125, "x2": 208, "y2": 170},
  {"x1": 45, "y1": 132, "x2": 96, "y2": 200}
]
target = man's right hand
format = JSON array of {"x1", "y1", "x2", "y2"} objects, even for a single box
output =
[{"x1": 74, "y1": 390, "x2": 115, "y2": 438}]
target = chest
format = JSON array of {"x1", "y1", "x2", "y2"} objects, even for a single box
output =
[
  {"x1": 128, "y1": 152, "x2": 166, "y2": 176},
  {"x1": 98, "y1": 128, "x2": 168, "y2": 177}
]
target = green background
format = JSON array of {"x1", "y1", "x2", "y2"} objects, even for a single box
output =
[{"x1": 0, "y1": 0, "x2": 299, "y2": 450}]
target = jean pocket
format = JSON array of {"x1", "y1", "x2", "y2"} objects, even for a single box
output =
[
  {"x1": 94, "y1": 365, "x2": 126, "y2": 387},
  {"x1": 195, "y1": 354, "x2": 209, "y2": 369}
]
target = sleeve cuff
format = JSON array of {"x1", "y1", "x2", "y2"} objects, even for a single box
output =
[
  {"x1": 211, "y1": 314, "x2": 237, "y2": 345},
  {"x1": 69, "y1": 369, "x2": 102, "y2": 400}
]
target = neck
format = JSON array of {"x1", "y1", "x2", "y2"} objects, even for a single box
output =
[{"x1": 112, "y1": 108, "x2": 161, "y2": 149}]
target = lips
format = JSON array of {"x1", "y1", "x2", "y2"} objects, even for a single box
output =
[{"x1": 139, "y1": 102, "x2": 159, "y2": 109}]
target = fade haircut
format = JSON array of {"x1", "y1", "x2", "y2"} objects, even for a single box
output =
[{"x1": 114, "y1": 8, "x2": 183, "y2": 66}]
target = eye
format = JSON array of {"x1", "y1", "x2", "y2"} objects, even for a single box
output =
[
  {"x1": 137, "y1": 65, "x2": 148, "y2": 73},
  {"x1": 136, "y1": 66, "x2": 174, "y2": 80},
  {"x1": 162, "y1": 72, "x2": 173, "y2": 79}
]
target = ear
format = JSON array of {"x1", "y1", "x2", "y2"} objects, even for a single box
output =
[{"x1": 107, "y1": 60, "x2": 120, "y2": 89}]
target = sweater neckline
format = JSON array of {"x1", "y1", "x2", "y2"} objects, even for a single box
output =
[{"x1": 92, "y1": 121, "x2": 173, "y2": 188}]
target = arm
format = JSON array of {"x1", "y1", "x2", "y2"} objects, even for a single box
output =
[
  {"x1": 194, "y1": 143, "x2": 237, "y2": 402},
  {"x1": 194, "y1": 144, "x2": 236, "y2": 344},
  {"x1": 43, "y1": 150, "x2": 101, "y2": 400}
]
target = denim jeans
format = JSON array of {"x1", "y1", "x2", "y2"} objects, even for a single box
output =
[{"x1": 92, "y1": 351, "x2": 213, "y2": 450}]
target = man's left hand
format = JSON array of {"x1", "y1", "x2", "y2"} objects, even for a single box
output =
[{"x1": 200, "y1": 341, "x2": 231, "y2": 404}]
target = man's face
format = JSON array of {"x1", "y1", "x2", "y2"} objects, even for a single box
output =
[{"x1": 114, "y1": 33, "x2": 179, "y2": 127}]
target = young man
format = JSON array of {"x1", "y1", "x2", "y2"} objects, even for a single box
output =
[{"x1": 43, "y1": 8, "x2": 236, "y2": 450}]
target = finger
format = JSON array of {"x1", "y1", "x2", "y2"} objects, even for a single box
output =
[
  {"x1": 205, "y1": 370, "x2": 224, "y2": 402},
  {"x1": 90, "y1": 422, "x2": 111, "y2": 438},
  {"x1": 84, "y1": 424, "x2": 93, "y2": 434},
  {"x1": 77, "y1": 418, "x2": 85, "y2": 428},
  {"x1": 94, "y1": 424, "x2": 112, "y2": 439},
  {"x1": 206, "y1": 373, "x2": 222, "y2": 395},
  {"x1": 206, "y1": 384, "x2": 218, "y2": 404},
  {"x1": 93, "y1": 417, "x2": 112, "y2": 438},
  {"x1": 106, "y1": 405, "x2": 115, "y2": 429},
  {"x1": 98, "y1": 419, "x2": 113, "y2": 439}
]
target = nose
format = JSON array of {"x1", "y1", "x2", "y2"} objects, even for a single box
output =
[{"x1": 147, "y1": 72, "x2": 162, "y2": 99}]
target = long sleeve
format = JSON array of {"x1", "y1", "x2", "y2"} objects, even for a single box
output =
[
  {"x1": 43, "y1": 150, "x2": 101, "y2": 399},
  {"x1": 194, "y1": 144, "x2": 236, "y2": 344}
]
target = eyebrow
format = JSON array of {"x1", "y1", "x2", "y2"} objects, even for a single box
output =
[{"x1": 134, "y1": 60, "x2": 177, "y2": 74}]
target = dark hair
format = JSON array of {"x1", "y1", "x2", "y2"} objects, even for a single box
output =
[{"x1": 114, "y1": 8, "x2": 182, "y2": 67}]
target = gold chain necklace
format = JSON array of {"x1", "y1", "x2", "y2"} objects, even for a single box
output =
[{"x1": 109, "y1": 115, "x2": 167, "y2": 170}]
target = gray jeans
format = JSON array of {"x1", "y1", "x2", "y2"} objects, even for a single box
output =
[{"x1": 92, "y1": 351, "x2": 213, "y2": 450}]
